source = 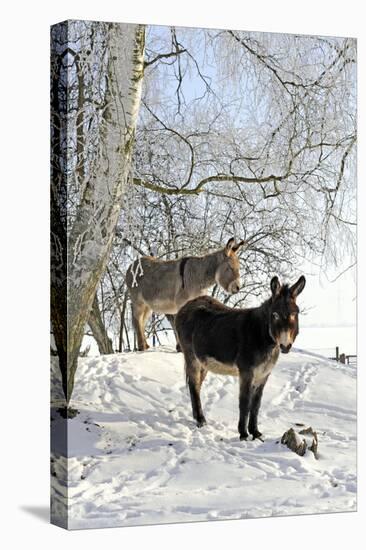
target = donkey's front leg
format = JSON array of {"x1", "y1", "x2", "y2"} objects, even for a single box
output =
[
  {"x1": 238, "y1": 371, "x2": 254, "y2": 440},
  {"x1": 131, "y1": 302, "x2": 151, "y2": 351},
  {"x1": 248, "y1": 379, "x2": 268, "y2": 440}
]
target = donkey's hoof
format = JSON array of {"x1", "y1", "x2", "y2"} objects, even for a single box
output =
[
  {"x1": 138, "y1": 343, "x2": 150, "y2": 351},
  {"x1": 239, "y1": 432, "x2": 249, "y2": 441},
  {"x1": 251, "y1": 429, "x2": 263, "y2": 440},
  {"x1": 196, "y1": 418, "x2": 207, "y2": 428}
]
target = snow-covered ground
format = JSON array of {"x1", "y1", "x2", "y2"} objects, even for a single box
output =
[{"x1": 51, "y1": 347, "x2": 356, "y2": 529}]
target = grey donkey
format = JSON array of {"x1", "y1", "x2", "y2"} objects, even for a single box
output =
[{"x1": 126, "y1": 238, "x2": 245, "y2": 351}]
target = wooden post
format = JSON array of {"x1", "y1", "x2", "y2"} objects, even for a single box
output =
[
  {"x1": 340, "y1": 353, "x2": 346, "y2": 364},
  {"x1": 336, "y1": 346, "x2": 339, "y2": 361}
]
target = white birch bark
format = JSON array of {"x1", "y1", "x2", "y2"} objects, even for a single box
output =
[{"x1": 65, "y1": 23, "x2": 145, "y2": 401}]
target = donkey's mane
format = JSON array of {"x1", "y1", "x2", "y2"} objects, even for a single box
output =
[
  {"x1": 280, "y1": 284, "x2": 290, "y2": 296},
  {"x1": 259, "y1": 284, "x2": 291, "y2": 312},
  {"x1": 278, "y1": 284, "x2": 293, "y2": 303}
]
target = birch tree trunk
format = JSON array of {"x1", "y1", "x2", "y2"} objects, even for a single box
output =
[{"x1": 51, "y1": 22, "x2": 145, "y2": 404}]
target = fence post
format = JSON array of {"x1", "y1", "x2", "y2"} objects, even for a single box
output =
[
  {"x1": 336, "y1": 346, "x2": 339, "y2": 361},
  {"x1": 340, "y1": 353, "x2": 346, "y2": 364}
]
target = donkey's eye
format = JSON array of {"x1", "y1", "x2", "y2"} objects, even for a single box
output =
[{"x1": 272, "y1": 312, "x2": 280, "y2": 321}]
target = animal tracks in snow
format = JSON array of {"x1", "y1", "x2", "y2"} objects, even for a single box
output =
[
  {"x1": 51, "y1": 347, "x2": 356, "y2": 529},
  {"x1": 269, "y1": 361, "x2": 318, "y2": 412}
]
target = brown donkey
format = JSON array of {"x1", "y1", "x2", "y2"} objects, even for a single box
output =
[
  {"x1": 126, "y1": 238, "x2": 245, "y2": 351},
  {"x1": 175, "y1": 275, "x2": 306, "y2": 440}
]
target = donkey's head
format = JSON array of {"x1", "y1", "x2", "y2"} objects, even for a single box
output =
[
  {"x1": 215, "y1": 238, "x2": 245, "y2": 294},
  {"x1": 268, "y1": 275, "x2": 306, "y2": 353}
]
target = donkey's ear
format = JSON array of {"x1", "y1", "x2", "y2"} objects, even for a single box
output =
[
  {"x1": 270, "y1": 276, "x2": 281, "y2": 297},
  {"x1": 290, "y1": 275, "x2": 306, "y2": 298},
  {"x1": 224, "y1": 237, "x2": 236, "y2": 254},
  {"x1": 231, "y1": 240, "x2": 246, "y2": 253}
]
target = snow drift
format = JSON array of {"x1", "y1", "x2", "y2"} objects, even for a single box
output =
[{"x1": 51, "y1": 347, "x2": 356, "y2": 529}]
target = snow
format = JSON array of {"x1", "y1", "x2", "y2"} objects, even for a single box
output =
[{"x1": 51, "y1": 346, "x2": 356, "y2": 529}]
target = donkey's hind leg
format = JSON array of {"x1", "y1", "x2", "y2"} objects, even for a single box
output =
[
  {"x1": 166, "y1": 314, "x2": 182, "y2": 352},
  {"x1": 131, "y1": 301, "x2": 151, "y2": 351},
  {"x1": 185, "y1": 354, "x2": 207, "y2": 427}
]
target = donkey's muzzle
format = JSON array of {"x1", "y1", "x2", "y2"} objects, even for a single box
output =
[
  {"x1": 280, "y1": 343, "x2": 292, "y2": 354},
  {"x1": 229, "y1": 282, "x2": 240, "y2": 294}
]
